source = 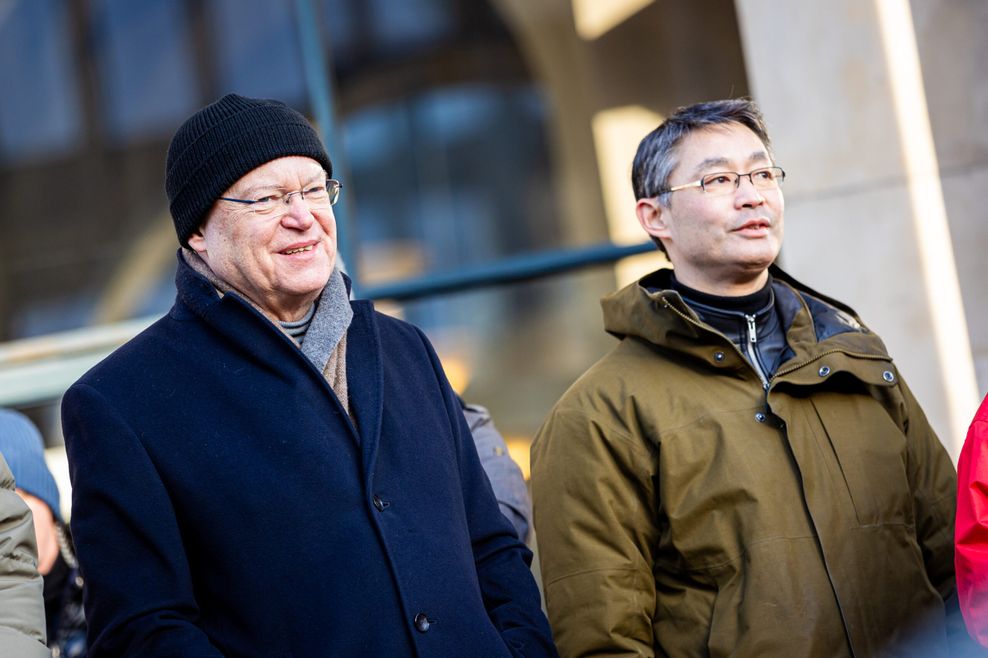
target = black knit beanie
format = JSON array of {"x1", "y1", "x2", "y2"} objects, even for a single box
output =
[{"x1": 165, "y1": 94, "x2": 333, "y2": 247}]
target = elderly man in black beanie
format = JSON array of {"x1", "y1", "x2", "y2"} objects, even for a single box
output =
[{"x1": 61, "y1": 94, "x2": 556, "y2": 658}]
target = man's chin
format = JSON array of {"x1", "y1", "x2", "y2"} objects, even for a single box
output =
[{"x1": 739, "y1": 245, "x2": 781, "y2": 270}]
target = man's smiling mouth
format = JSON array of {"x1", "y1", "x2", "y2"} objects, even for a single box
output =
[{"x1": 282, "y1": 245, "x2": 315, "y2": 255}]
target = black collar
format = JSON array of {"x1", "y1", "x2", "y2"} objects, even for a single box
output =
[{"x1": 670, "y1": 274, "x2": 774, "y2": 317}]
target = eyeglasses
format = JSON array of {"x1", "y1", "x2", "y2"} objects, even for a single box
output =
[
  {"x1": 658, "y1": 166, "x2": 785, "y2": 196},
  {"x1": 220, "y1": 178, "x2": 342, "y2": 216}
]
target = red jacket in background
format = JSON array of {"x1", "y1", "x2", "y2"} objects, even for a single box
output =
[{"x1": 957, "y1": 394, "x2": 988, "y2": 647}]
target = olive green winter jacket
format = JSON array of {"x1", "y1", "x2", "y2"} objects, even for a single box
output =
[
  {"x1": 532, "y1": 267, "x2": 966, "y2": 657},
  {"x1": 0, "y1": 453, "x2": 48, "y2": 656}
]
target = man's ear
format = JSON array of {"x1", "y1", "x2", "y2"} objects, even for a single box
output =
[
  {"x1": 187, "y1": 227, "x2": 207, "y2": 254},
  {"x1": 636, "y1": 198, "x2": 670, "y2": 242}
]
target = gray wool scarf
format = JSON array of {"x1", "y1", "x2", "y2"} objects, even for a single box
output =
[{"x1": 182, "y1": 248, "x2": 354, "y2": 417}]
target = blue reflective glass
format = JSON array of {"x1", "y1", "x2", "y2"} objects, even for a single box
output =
[
  {"x1": 368, "y1": 0, "x2": 455, "y2": 53},
  {"x1": 320, "y1": 0, "x2": 358, "y2": 63},
  {"x1": 91, "y1": 0, "x2": 198, "y2": 141},
  {"x1": 0, "y1": 0, "x2": 82, "y2": 161},
  {"x1": 343, "y1": 81, "x2": 557, "y2": 334},
  {"x1": 208, "y1": 0, "x2": 306, "y2": 103}
]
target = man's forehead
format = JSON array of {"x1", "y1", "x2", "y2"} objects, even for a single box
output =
[
  {"x1": 691, "y1": 151, "x2": 770, "y2": 173},
  {"x1": 676, "y1": 124, "x2": 770, "y2": 173}
]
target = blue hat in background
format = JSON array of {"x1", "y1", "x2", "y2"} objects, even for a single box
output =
[{"x1": 0, "y1": 408, "x2": 61, "y2": 522}]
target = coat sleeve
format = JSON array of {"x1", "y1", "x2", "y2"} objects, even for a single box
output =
[
  {"x1": 0, "y1": 453, "x2": 49, "y2": 657},
  {"x1": 461, "y1": 400, "x2": 533, "y2": 543},
  {"x1": 62, "y1": 383, "x2": 225, "y2": 658},
  {"x1": 531, "y1": 404, "x2": 659, "y2": 658},
  {"x1": 956, "y1": 395, "x2": 988, "y2": 648},
  {"x1": 417, "y1": 329, "x2": 557, "y2": 657}
]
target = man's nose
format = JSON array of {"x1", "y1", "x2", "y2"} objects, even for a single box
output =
[
  {"x1": 280, "y1": 195, "x2": 316, "y2": 227},
  {"x1": 735, "y1": 175, "x2": 765, "y2": 206}
]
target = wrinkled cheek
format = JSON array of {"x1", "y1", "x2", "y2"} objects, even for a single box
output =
[{"x1": 314, "y1": 210, "x2": 337, "y2": 239}]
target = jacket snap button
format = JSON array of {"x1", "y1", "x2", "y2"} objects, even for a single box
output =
[
  {"x1": 713, "y1": 351, "x2": 725, "y2": 362},
  {"x1": 372, "y1": 494, "x2": 389, "y2": 512},
  {"x1": 883, "y1": 370, "x2": 895, "y2": 383},
  {"x1": 414, "y1": 613, "x2": 431, "y2": 633},
  {"x1": 755, "y1": 412, "x2": 766, "y2": 423},
  {"x1": 818, "y1": 366, "x2": 831, "y2": 377}
]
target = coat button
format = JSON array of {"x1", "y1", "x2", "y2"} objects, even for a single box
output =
[
  {"x1": 372, "y1": 494, "x2": 390, "y2": 512},
  {"x1": 414, "y1": 613, "x2": 431, "y2": 633},
  {"x1": 755, "y1": 412, "x2": 766, "y2": 423},
  {"x1": 883, "y1": 370, "x2": 895, "y2": 383},
  {"x1": 713, "y1": 351, "x2": 726, "y2": 362},
  {"x1": 818, "y1": 366, "x2": 831, "y2": 377}
]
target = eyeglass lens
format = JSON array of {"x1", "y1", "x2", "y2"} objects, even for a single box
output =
[{"x1": 701, "y1": 167, "x2": 784, "y2": 194}]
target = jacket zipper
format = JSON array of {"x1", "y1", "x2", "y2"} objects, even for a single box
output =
[
  {"x1": 744, "y1": 314, "x2": 769, "y2": 390},
  {"x1": 660, "y1": 300, "x2": 766, "y2": 387},
  {"x1": 659, "y1": 300, "x2": 888, "y2": 388}
]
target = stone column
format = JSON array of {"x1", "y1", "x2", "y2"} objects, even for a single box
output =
[{"x1": 735, "y1": 0, "x2": 983, "y2": 456}]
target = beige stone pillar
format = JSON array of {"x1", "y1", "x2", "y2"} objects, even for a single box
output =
[{"x1": 735, "y1": 0, "x2": 983, "y2": 457}]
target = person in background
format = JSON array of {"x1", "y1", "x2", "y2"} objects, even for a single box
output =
[
  {"x1": 531, "y1": 98, "x2": 973, "y2": 657},
  {"x1": 0, "y1": 407, "x2": 87, "y2": 657},
  {"x1": 0, "y1": 414, "x2": 49, "y2": 656},
  {"x1": 61, "y1": 94, "x2": 555, "y2": 657},
  {"x1": 461, "y1": 400, "x2": 532, "y2": 543},
  {"x1": 956, "y1": 393, "x2": 988, "y2": 647}
]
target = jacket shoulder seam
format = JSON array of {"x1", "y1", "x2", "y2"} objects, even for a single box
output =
[{"x1": 548, "y1": 404, "x2": 655, "y2": 457}]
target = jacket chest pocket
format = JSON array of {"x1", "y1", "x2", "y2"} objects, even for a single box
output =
[{"x1": 805, "y1": 393, "x2": 912, "y2": 527}]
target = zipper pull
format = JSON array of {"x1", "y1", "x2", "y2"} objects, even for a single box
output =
[{"x1": 745, "y1": 314, "x2": 758, "y2": 344}]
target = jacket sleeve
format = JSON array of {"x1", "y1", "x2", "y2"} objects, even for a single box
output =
[
  {"x1": 956, "y1": 395, "x2": 988, "y2": 648},
  {"x1": 418, "y1": 329, "x2": 557, "y2": 657},
  {"x1": 62, "y1": 383, "x2": 225, "y2": 658},
  {"x1": 0, "y1": 454, "x2": 49, "y2": 657},
  {"x1": 461, "y1": 400, "x2": 533, "y2": 543},
  {"x1": 531, "y1": 404, "x2": 659, "y2": 658}
]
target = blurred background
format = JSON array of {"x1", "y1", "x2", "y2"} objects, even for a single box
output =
[{"x1": 1, "y1": 0, "x2": 986, "y2": 520}]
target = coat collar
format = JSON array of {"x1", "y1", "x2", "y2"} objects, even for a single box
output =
[{"x1": 171, "y1": 251, "x2": 386, "y2": 464}]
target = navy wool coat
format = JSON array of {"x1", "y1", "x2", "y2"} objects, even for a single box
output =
[{"x1": 62, "y1": 256, "x2": 556, "y2": 657}]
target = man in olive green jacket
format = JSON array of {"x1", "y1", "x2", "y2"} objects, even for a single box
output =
[
  {"x1": 0, "y1": 452, "x2": 49, "y2": 656},
  {"x1": 531, "y1": 99, "x2": 973, "y2": 657}
]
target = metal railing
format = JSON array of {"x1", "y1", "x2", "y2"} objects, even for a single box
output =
[
  {"x1": 360, "y1": 240, "x2": 655, "y2": 300},
  {"x1": 0, "y1": 240, "x2": 657, "y2": 406}
]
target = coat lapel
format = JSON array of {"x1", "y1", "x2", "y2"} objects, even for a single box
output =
[{"x1": 344, "y1": 301, "x2": 384, "y2": 479}]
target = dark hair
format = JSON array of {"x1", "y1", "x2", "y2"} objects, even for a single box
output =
[{"x1": 631, "y1": 98, "x2": 773, "y2": 251}]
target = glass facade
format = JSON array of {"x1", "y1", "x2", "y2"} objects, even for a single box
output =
[
  {"x1": 91, "y1": 0, "x2": 199, "y2": 142},
  {"x1": 0, "y1": 0, "x2": 83, "y2": 163},
  {"x1": 0, "y1": 0, "x2": 749, "y2": 469}
]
